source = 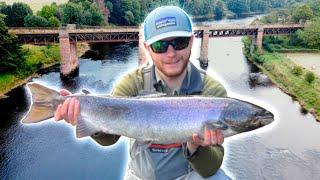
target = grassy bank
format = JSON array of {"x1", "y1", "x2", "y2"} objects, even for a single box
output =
[
  {"x1": 0, "y1": 44, "x2": 61, "y2": 98},
  {"x1": 243, "y1": 37, "x2": 320, "y2": 121}
]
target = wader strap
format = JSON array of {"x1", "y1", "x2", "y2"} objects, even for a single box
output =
[{"x1": 142, "y1": 66, "x2": 154, "y2": 91}]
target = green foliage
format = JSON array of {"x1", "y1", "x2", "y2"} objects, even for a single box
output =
[
  {"x1": 24, "y1": 14, "x2": 49, "y2": 27},
  {"x1": 48, "y1": 16, "x2": 61, "y2": 27},
  {"x1": 63, "y1": 3, "x2": 85, "y2": 25},
  {"x1": 62, "y1": 1, "x2": 104, "y2": 26},
  {"x1": 226, "y1": 0, "x2": 250, "y2": 15},
  {"x1": 309, "y1": 0, "x2": 320, "y2": 17},
  {"x1": 291, "y1": 4, "x2": 314, "y2": 23},
  {"x1": 305, "y1": 72, "x2": 315, "y2": 83},
  {"x1": 296, "y1": 18, "x2": 320, "y2": 48},
  {"x1": 214, "y1": 0, "x2": 225, "y2": 19},
  {"x1": 249, "y1": 0, "x2": 269, "y2": 12},
  {"x1": 0, "y1": 17, "x2": 27, "y2": 74},
  {"x1": 0, "y1": 2, "x2": 32, "y2": 27},
  {"x1": 293, "y1": 66, "x2": 303, "y2": 76},
  {"x1": 261, "y1": 9, "x2": 291, "y2": 24},
  {"x1": 36, "y1": 5, "x2": 59, "y2": 20}
]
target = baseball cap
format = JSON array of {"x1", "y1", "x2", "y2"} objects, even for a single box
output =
[{"x1": 144, "y1": 6, "x2": 193, "y2": 45}]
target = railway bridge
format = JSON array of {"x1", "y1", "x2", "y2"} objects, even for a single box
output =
[{"x1": 8, "y1": 24, "x2": 303, "y2": 77}]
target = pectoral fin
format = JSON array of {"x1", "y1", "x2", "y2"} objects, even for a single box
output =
[
  {"x1": 76, "y1": 117, "x2": 100, "y2": 138},
  {"x1": 206, "y1": 121, "x2": 228, "y2": 130}
]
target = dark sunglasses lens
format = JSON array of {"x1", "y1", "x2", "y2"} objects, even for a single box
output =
[
  {"x1": 151, "y1": 41, "x2": 168, "y2": 53},
  {"x1": 151, "y1": 37, "x2": 190, "y2": 53},
  {"x1": 173, "y1": 37, "x2": 190, "y2": 50}
]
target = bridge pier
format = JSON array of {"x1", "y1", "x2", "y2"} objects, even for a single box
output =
[
  {"x1": 138, "y1": 27, "x2": 150, "y2": 66},
  {"x1": 59, "y1": 29, "x2": 79, "y2": 79},
  {"x1": 250, "y1": 36, "x2": 256, "y2": 54},
  {"x1": 256, "y1": 27, "x2": 264, "y2": 51},
  {"x1": 199, "y1": 28, "x2": 209, "y2": 68}
]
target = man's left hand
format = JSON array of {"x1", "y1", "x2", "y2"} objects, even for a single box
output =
[{"x1": 187, "y1": 128, "x2": 224, "y2": 155}]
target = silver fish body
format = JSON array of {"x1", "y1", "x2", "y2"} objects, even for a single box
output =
[{"x1": 22, "y1": 83, "x2": 274, "y2": 144}]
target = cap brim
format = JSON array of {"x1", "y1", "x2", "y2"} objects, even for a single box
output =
[{"x1": 145, "y1": 31, "x2": 192, "y2": 45}]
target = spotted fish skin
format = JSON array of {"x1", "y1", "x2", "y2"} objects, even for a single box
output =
[{"x1": 22, "y1": 83, "x2": 274, "y2": 144}]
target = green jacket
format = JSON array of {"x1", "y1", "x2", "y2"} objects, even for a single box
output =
[{"x1": 91, "y1": 63, "x2": 227, "y2": 179}]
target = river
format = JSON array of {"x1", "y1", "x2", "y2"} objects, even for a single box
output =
[{"x1": 1, "y1": 15, "x2": 320, "y2": 180}]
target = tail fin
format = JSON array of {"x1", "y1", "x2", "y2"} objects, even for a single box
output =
[{"x1": 22, "y1": 83, "x2": 61, "y2": 124}]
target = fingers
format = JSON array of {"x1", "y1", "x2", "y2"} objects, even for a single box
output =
[
  {"x1": 68, "y1": 98, "x2": 76, "y2": 125},
  {"x1": 60, "y1": 89, "x2": 71, "y2": 96},
  {"x1": 209, "y1": 130, "x2": 218, "y2": 145},
  {"x1": 217, "y1": 130, "x2": 224, "y2": 145},
  {"x1": 54, "y1": 104, "x2": 63, "y2": 121},
  {"x1": 192, "y1": 133, "x2": 202, "y2": 144},
  {"x1": 74, "y1": 99, "x2": 80, "y2": 125},
  {"x1": 193, "y1": 129, "x2": 224, "y2": 147},
  {"x1": 54, "y1": 97, "x2": 80, "y2": 126},
  {"x1": 61, "y1": 98, "x2": 71, "y2": 123}
]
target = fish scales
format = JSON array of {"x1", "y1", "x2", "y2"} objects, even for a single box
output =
[{"x1": 22, "y1": 83, "x2": 274, "y2": 144}]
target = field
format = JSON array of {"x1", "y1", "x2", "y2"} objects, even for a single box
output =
[{"x1": 284, "y1": 53, "x2": 320, "y2": 77}]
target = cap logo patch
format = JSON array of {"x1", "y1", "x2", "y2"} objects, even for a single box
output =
[{"x1": 155, "y1": 17, "x2": 176, "y2": 29}]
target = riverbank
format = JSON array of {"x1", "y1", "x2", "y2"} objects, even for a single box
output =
[
  {"x1": 243, "y1": 37, "x2": 320, "y2": 122},
  {"x1": 0, "y1": 43, "x2": 89, "y2": 99}
]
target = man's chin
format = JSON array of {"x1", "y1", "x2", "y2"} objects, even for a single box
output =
[{"x1": 163, "y1": 69, "x2": 184, "y2": 77}]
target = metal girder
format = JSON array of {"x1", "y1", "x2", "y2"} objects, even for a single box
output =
[
  {"x1": 69, "y1": 32, "x2": 139, "y2": 43},
  {"x1": 16, "y1": 34, "x2": 59, "y2": 44},
  {"x1": 209, "y1": 28, "x2": 258, "y2": 37},
  {"x1": 263, "y1": 27, "x2": 304, "y2": 35},
  {"x1": 194, "y1": 26, "x2": 303, "y2": 38}
]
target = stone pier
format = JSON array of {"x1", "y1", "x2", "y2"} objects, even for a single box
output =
[
  {"x1": 199, "y1": 28, "x2": 209, "y2": 68},
  {"x1": 58, "y1": 29, "x2": 79, "y2": 79},
  {"x1": 138, "y1": 27, "x2": 151, "y2": 66},
  {"x1": 256, "y1": 27, "x2": 264, "y2": 51}
]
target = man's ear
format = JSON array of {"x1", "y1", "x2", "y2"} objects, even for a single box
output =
[
  {"x1": 189, "y1": 35, "x2": 194, "y2": 47},
  {"x1": 143, "y1": 42, "x2": 152, "y2": 53}
]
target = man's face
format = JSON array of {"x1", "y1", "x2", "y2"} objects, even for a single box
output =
[{"x1": 144, "y1": 36, "x2": 194, "y2": 78}]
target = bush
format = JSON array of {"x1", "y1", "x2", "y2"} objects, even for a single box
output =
[
  {"x1": 293, "y1": 66, "x2": 303, "y2": 76},
  {"x1": 305, "y1": 72, "x2": 315, "y2": 83}
]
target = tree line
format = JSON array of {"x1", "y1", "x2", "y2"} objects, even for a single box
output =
[
  {"x1": 0, "y1": 0, "x2": 314, "y2": 27},
  {"x1": 258, "y1": 0, "x2": 320, "y2": 49}
]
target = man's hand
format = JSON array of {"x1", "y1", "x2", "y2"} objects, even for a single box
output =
[
  {"x1": 187, "y1": 128, "x2": 224, "y2": 154},
  {"x1": 54, "y1": 90, "x2": 80, "y2": 126}
]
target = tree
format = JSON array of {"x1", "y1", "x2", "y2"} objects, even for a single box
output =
[
  {"x1": 214, "y1": 0, "x2": 225, "y2": 19},
  {"x1": 0, "y1": 2, "x2": 32, "y2": 27},
  {"x1": 308, "y1": 0, "x2": 320, "y2": 17},
  {"x1": 227, "y1": 0, "x2": 250, "y2": 15},
  {"x1": 0, "y1": 16, "x2": 26, "y2": 74},
  {"x1": 36, "y1": 5, "x2": 59, "y2": 20},
  {"x1": 63, "y1": 2, "x2": 86, "y2": 25},
  {"x1": 48, "y1": 16, "x2": 61, "y2": 27},
  {"x1": 86, "y1": 2, "x2": 104, "y2": 26},
  {"x1": 296, "y1": 18, "x2": 320, "y2": 48},
  {"x1": 24, "y1": 14, "x2": 49, "y2": 27},
  {"x1": 291, "y1": 4, "x2": 314, "y2": 23}
]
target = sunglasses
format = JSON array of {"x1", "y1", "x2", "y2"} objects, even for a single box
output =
[{"x1": 150, "y1": 37, "x2": 191, "y2": 53}]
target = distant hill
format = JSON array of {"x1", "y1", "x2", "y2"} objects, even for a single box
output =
[{"x1": 4, "y1": 0, "x2": 68, "y2": 11}]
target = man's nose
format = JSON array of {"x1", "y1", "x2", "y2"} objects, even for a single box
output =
[{"x1": 166, "y1": 45, "x2": 176, "y2": 56}]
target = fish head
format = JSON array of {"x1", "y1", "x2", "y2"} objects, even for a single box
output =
[{"x1": 219, "y1": 99, "x2": 274, "y2": 136}]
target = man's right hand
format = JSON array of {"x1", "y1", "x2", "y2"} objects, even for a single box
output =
[{"x1": 54, "y1": 90, "x2": 80, "y2": 126}]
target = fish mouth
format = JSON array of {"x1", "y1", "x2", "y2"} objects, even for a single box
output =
[
  {"x1": 256, "y1": 110, "x2": 274, "y2": 127},
  {"x1": 249, "y1": 110, "x2": 274, "y2": 129}
]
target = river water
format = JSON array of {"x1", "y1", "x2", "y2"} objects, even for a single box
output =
[{"x1": 1, "y1": 16, "x2": 320, "y2": 180}]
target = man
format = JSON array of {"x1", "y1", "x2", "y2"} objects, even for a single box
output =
[{"x1": 55, "y1": 6, "x2": 231, "y2": 180}]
